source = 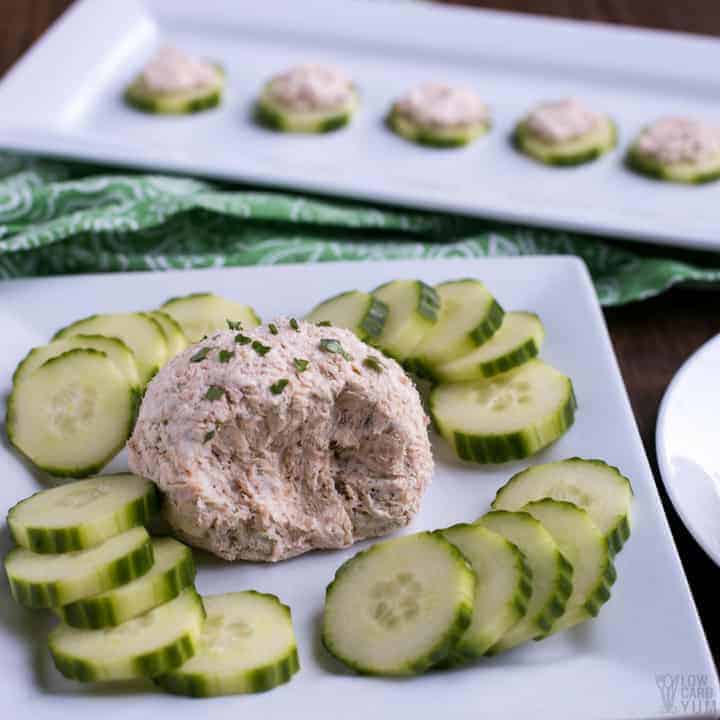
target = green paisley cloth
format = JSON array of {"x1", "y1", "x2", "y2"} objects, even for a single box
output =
[{"x1": 1, "y1": 152, "x2": 719, "y2": 306}]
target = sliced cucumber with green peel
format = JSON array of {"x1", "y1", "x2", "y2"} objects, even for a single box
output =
[
  {"x1": 6, "y1": 349, "x2": 137, "y2": 477},
  {"x1": 160, "y1": 292, "x2": 261, "y2": 343},
  {"x1": 125, "y1": 66, "x2": 224, "y2": 115},
  {"x1": 53, "y1": 312, "x2": 167, "y2": 385},
  {"x1": 49, "y1": 587, "x2": 205, "y2": 682},
  {"x1": 322, "y1": 532, "x2": 475, "y2": 675},
  {"x1": 7, "y1": 474, "x2": 158, "y2": 554},
  {"x1": 405, "y1": 279, "x2": 504, "y2": 377},
  {"x1": 492, "y1": 458, "x2": 633, "y2": 554},
  {"x1": 437, "y1": 523, "x2": 532, "y2": 661},
  {"x1": 514, "y1": 117, "x2": 617, "y2": 166},
  {"x1": 430, "y1": 359, "x2": 576, "y2": 464},
  {"x1": 522, "y1": 499, "x2": 615, "y2": 631},
  {"x1": 388, "y1": 109, "x2": 490, "y2": 148},
  {"x1": 476, "y1": 511, "x2": 573, "y2": 652},
  {"x1": 148, "y1": 311, "x2": 189, "y2": 360},
  {"x1": 370, "y1": 280, "x2": 441, "y2": 361},
  {"x1": 157, "y1": 591, "x2": 299, "y2": 696},
  {"x1": 306, "y1": 290, "x2": 388, "y2": 341},
  {"x1": 435, "y1": 312, "x2": 544, "y2": 382},
  {"x1": 626, "y1": 146, "x2": 720, "y2": 184},
  {"x1": 5, "y1": 526, "x2": 153, "y2": 608},
  {"x1": 58, "y1": 538, "x2": 195, "y2": 629}
]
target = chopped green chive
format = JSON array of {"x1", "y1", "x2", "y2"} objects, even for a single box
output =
[
  {"x1": 226, "y1": 319, "x2": 243, "y2": 331},
  {"x1": 203, "y1": 430, "x2": 215, "y2": 443},
  {"x1": 235, "y1": 333, "x2": 252, "y2": 345},
  {"x1": 218, "y1": 350, "x2": 234, "y2": 363},
  {"x1": 252, "y1": 340, "x2": 271, "y2": 356},
  {"x1": 268, "y1": 323, "x2": 279, "y2": 335},
  {"x1": 363, "y1": 356, "x2": 384, "y2": 373},
  {"x1": 320, "y1": 338, "x2": 352, "y2": 361},
  {"x1": 204, "y1": 386, "x2": 225, "y2": 401},
  {"x1": 190, "y1": 347, "x2": 211, "y2": 363},
  {"x1": 289, "y1": 318, "x2": 300, "y2": 331},
  {"x1": 270, "y1": 379, "x2": 289, "y2": 395},
  {"x1": 293, "y1": 358, "x2": 309, "y2": 373},
  {"x1": 316, "y1": 320, "x2": 332, "y2": 327}
]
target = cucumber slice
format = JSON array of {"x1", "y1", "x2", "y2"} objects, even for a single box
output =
[
  {"x1": 53, "y1": 313, "x2": 168, "y2": 385},
  {"x1": 370, "y1": 280, "x2": 441, "y2": 361},
  {"x1": 49, "y1": 587, "x2": 205, "y2": 682},
  {"x1": 305, "y1": 290, "x2": 388, "y2": 341},
  {"x1": 6, "y1": 349, "x2": 137, "y2": 477},
  {"x1": 13, "y1": 334, "x2": 141, "y2": 391},
  {"x1": 58, "y1": 538, "x2": 195, "y2": 629},
  {"x1": 322, "y1": 532, "x2": 475, "y2": 675},
  {"x1": 492, "y1": 458, "x2": 633, "y2": 554},
  {"x1": 437, "y1": 524, "x2": 532, "y2": 661},
  {"x1": 7, "y1": 474, "x2": 159, "y2": 554},
  {"x1": 125, "y1": 65, "x2": 224, "y2": 115},
  {"x1": 256, "y1": 85, "x2": 359, "y2": 133},
  {"x1": 160, "y1": 292, "x2": 261, "y2": 343},
  {"x1": 430, "y1": 359, "x2": 577, "y2": 464},
  {"x1": 5, "y1": 526, "x2": 153, "y2": 609},
  {"x1": 156, "y1": 591, "x2": 299, "y2": 696},
  {"x1": 626, "y1": 145, "x2": 720, "y2": 184},
  {"x1": 405, "y1": 279, "x2": 504, "y2": 377},
  {"x1": 148, "y1": 311, "x2": 189, "y2": 360},
  {"x1": 435, "y1": 312, "x2": 544, "y2": 382},
  {"x1": 388, "y1": 108, "x2": 490, "y2": 148},
  {"x1": 522, "y1": 499, "x2": 616, "y2": 631},
  {"x1": 476, "y1": 511, "x2": 573, "y2": 652},
  {"x1": 514, "y1": 116, "x2": 617, "y2": 166}
]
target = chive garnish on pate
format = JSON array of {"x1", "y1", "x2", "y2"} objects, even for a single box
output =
[
  {"x1": 270, "y1": 379, "x2": 289, "y2": 395},
  {"x1": 320, "y1": 338, "x2": 352, "y2": 361}
]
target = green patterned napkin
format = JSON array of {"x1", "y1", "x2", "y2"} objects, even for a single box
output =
[{"x1": 1, "y1": 152, "x2": 718, "y2": 305}]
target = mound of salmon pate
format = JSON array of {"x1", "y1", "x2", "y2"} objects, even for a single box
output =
[{"x1": 127, "y1": 320, "x2": 433, "y2": 562}]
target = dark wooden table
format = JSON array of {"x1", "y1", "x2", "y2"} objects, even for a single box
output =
[{"x1": 4, "y1": 0, "x2": 720, "y2": 668}]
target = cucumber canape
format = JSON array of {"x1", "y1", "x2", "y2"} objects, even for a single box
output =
[
  {"x1": 435, "y1": 311, "x2": 544, "y2": 382},
  {"x1": 58, "y1": 538, "x2": 195, "y2": 629},
  {"x1": 148, "y1": 311, "x2": 189, "y2": 360},
  {"x1": 430, "y1": 359, "x2": 577, "y2": 464},
  {"x1": 370, "y1": 280, "x2": 441, "y2": 361},
  {"x1": 156, "y1": 591, "x2": 299, "y2": 697},
  {"x1": 256, "y1": 64, "x2": 358, "y2": 133},
  {"x1": 492, "y1": 458, "x2": 633, "y2": 554},
  {"x1": 522, "y1": 499, "x2": 615, "y2": 631},
  {"x1": 513, "y1": 99, "x2": 616, "y2": 166},
  {"x1": 305, "y1": 290, "x2": 388, "y2": 341},
  {"x1": 6, "y1": 349, "x2": 138, "y2": 477},
  {"x1": 405, "y1": 279, "x2": 504, "y2": 378},
  {"x1": 49, "y1": 586, "x2": 206, "y2": 682},
  {"x1": 5, "y1": 526, "x2": 153, "y2": 608},
  {"x1": 322, "y1": 532, "x2": 475, "y2": 675},
  {"x1": 476, "y1": 511, "x2": 573, "y2": 652},
  {"x1": 53, "y1": 312, "x2": 168, "y2": 386},
  {"x1": 160, "y1": 292, "x2": 261, "y2": 343},
  {"x1": 437, "y1": 523, "x2": 532, "y2": 662},
  {"x1": 7, "y1": 474, "x2": 159, "y2": 554}
]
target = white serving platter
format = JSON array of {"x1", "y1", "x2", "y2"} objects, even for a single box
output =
[
  {"x1": 657, "y1": 333, "x2": 720, "y2": 569},
  {"x1": 0, "y1": 257, "x2": 717, "y2": 719},
  {"x1": 0, "y1": 0, "x2": 719, "y2": 251}
]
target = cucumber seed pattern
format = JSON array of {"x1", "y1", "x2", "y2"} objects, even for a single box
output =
[{"x1": 371, "y1": 572, "x2": 423, "y2": 628}]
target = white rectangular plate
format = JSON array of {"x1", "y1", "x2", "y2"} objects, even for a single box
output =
[
  {"x1": 0, "y1": 257, "x2": 717, "y2": 719},
  {"x1": 0, "y1": 0, "x2": 719, "y2": 251}
]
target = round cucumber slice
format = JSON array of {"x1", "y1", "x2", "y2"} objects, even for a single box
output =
[
  {"x1": 430, "y1": 359, "x2": 577, "y2": 464},
  {"x1": 522, "y1": 499, "x2": 616, "y2": 631},
  {"x1": 6, "y1": 349, "x2": 137, "y2": 477},
  {"x1": 322, "y1": 532, "x2": 475, "y2": 675},
  {"x1": 405, "y1": 279, "x2": 504, "y2": 377},
  {"x1": 371, "y1": 280, "x2": 441, "y2": 361},
  {"x1": 435, "y1": 312, "x2": 544, "y2": 382},
  {"x1": 7, "y1": 474, "x2": 159, "y2": 554},
  {"x1": 305, "y1": 290, "x2": 388, "y2": 341},
  {"x1": 626, "y1": 145, "x2": 720, "y2": 184},
  {"x1": 5, "y1": 526, "x2": 153, "y2": 608},
  {"x1": 513, "y1": 116, "x2": 617, "y2": 166},
  {"x1": 53, "y1": 312, "x2": 168, "y2": 386},
  {"x1": 156, "y1": 591, "x2": 299, "y2": 696},
  {"x1": 58, "y1": 538, "x2": 195, "y2": 629},
  {"x1": 388, "y1": 107, "x2": 490, "y2": 148},
  {"x1": 476, "y1": 511, "x2": 573, "y2": 652},
  {"x1": 148, "y1": 311, "x2": 189, "y2": 360},
  {"x1": 492, "y1": 458, "x2": 633, "y2": 555},
  {"x1": 49, "y1": 587, "x2": 206, "y2": 682},
  {"x1": 160, "y1": 292, "x2": 261, "y2": 343},
  {"x1": 437, "y1": 523, "x2": 532, "y2": 662}
]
